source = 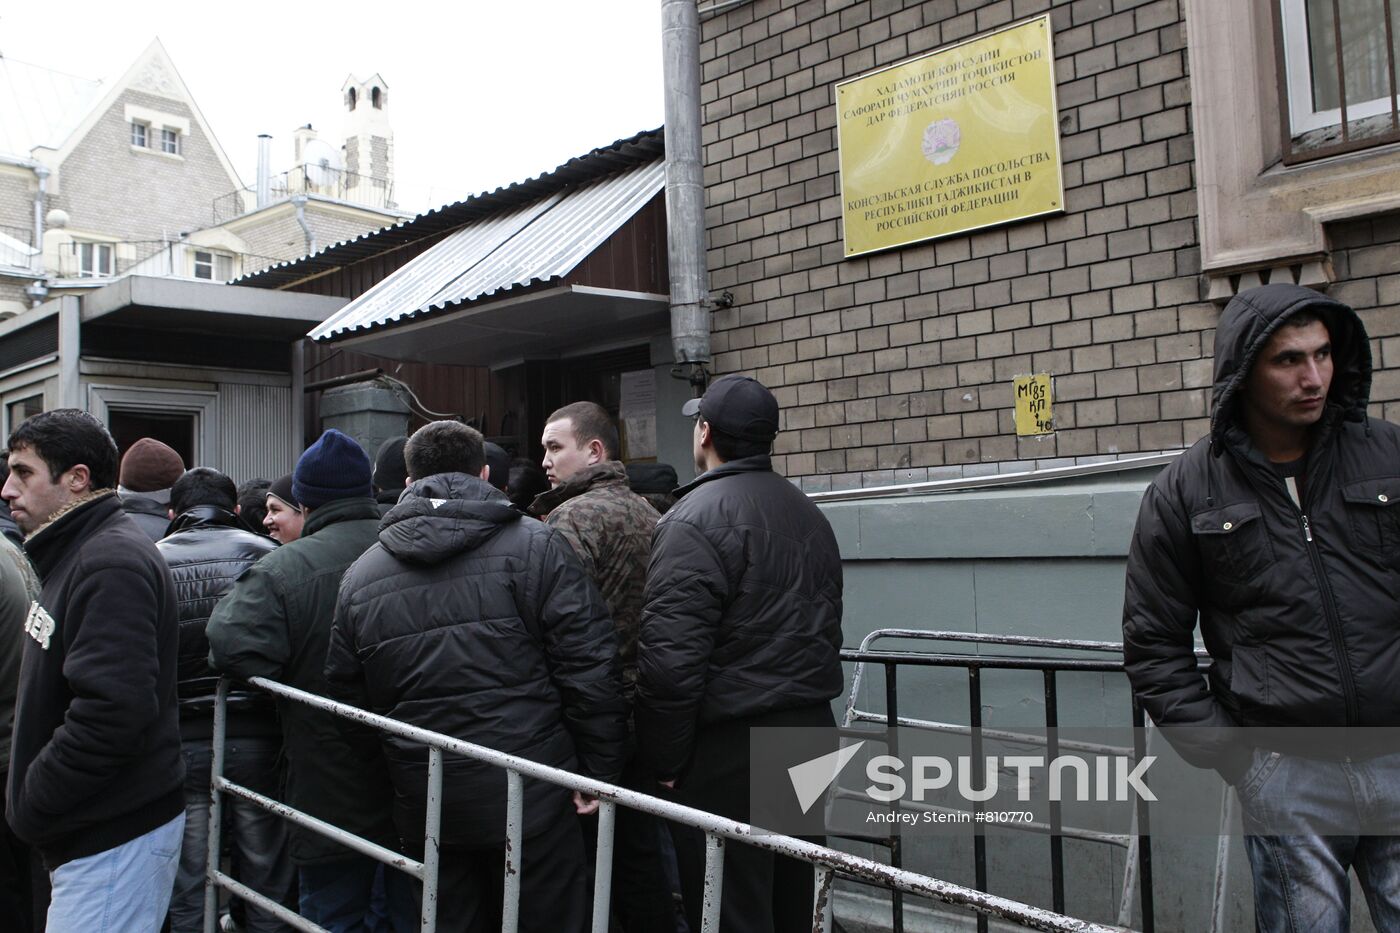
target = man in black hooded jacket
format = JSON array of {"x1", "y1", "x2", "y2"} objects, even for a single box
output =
[
  {"x1": 326, "y1": 419, "x2": 625, "y2": 933},
  {"x1": 1123, "y1": 283, "x2": 1400, "y2": 931}
]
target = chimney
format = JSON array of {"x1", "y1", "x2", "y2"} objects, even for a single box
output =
[{"x1": 256, "y1": 134, "x2": 272, "y2": 209}]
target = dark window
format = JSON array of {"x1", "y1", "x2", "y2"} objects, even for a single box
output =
[
  {"x1": 347, "y1": 87, "x2": 357, "y2": 110},
  {"x1": 371, "y1": 87, "x2": 382, "y2": 109},
  {"x1": 109, "y1": 410, "x2": 195, "y2": 470}
]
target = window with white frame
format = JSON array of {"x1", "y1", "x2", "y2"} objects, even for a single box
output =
[
  {"x1": 131, "y1": 121, "x2": 149, "y2": 148},
  {"x1": 77, "y1": 242, "x2": 114, "y2": 277},
  {"x1": 160, "y1": 127, "x2": 180, "y2": 155},
  {"x1": 192, "y1": 249, "x2": 233, "y2": 281},
  {"x1": 1279, "y1": 0, "x2": 1400, "y2": 134}
]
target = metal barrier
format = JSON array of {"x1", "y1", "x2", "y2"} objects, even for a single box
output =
[
  {"x1": 206, "y1": 675, "x2": 1130, "y2": 933},
  {"x1": 838, "y1": 630, "x2": 1207, "y2": 933}
]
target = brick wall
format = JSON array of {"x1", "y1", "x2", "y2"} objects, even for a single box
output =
[
  {"x1": 0, "y1": 280, "x2": 29, "y2": 312},
  {"x1": 236, "y1": 202, "x2": 389, "y2": 265},
  {"x1": 0, "y1": 171, "x2": 35, "y2": 240},
  {"x1": 237, "y1": 210, "x2": 311, "y2": 262},
  {"x1": 699, "y1": 0, "x2": 1210, "y2": 490},
  {"x1": 1328, "y1": 215, "x2": 1400, "y2": 423},
  {"x1": 53, "y1": 89, "x2": 237, "y2": 242},
  {"x1": 307, "y1": 204, "x2": 390, "y2": 252}
]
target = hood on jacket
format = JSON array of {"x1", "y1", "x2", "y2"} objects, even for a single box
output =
[
  {"x1": 379, "y1": 472, "x2": 520, "y2": 565},
  {"x1": 1210, "y1": 283, "x2": 1370, "y2": 446}
]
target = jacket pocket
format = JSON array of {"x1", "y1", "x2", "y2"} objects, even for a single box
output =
[
  {"x1": 1226, "y1": 645, "x2": 1269, "y2": 712},
  {"x1": 1341, "y1": 478, "x2": 1400, "y2": 566},
  {"x1": 1190, "y1": 502, "x2": 1274, "y2": 583}
]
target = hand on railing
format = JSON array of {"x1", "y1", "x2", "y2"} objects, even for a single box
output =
[{"x1": 572, "y1": 790, "x2": 600, "y2": 815}]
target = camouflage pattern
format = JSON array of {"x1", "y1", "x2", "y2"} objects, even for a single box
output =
[{"x1": 530, "y1": 461, "x2": 658, "y2": 693}]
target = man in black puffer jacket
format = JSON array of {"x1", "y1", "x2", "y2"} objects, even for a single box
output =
[
  {"x1": 155, "y1": 467, "x2": 292, "y2": 933},
  {"x1": 1123, "y1": 283, "x2": 1400, "y2": 930},
  {"x1": 636, "y1": 374, "x2": 843, "y2": 933},
  {"x1": 326, "y1": 420, "x2": 625, "y2": 933}
]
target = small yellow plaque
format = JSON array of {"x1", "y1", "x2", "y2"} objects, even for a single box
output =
[{"x1": 1014, "y1": 374, "x2": 1054, "y2": 436}]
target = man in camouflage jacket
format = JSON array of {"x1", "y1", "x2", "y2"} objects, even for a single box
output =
[
  {"x1": 531, "y1": 400, "x2": 673, "y2": 931},
  {"x1": 532, "y1": 401, "x2": 658, "y2": 696}
]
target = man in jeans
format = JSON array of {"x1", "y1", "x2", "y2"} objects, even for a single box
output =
[
  {"x1": 3, "y1": 409, "x2": 185, "y2": 932},
  {"x1": 156, "y1": 467, "x2": 291, "y2": 932},
  {"x1": 1124, "y1": 283, "x2": 1400, "y2": 930}
]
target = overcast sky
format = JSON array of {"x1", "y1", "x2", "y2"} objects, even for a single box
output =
[{"x1": 1, "y1": 0, "x2": 666, "y2": 215}]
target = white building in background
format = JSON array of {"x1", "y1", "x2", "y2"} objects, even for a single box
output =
[{"x1": 0, "y1": 40, "x2": 409, "y2": 318}]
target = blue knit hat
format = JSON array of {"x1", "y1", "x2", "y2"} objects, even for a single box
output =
[{"x1": 293, "y1": 429, "x2": 372, "y2": 509}]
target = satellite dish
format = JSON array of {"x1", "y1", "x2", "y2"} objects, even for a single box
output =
[{"x1": 302, "y1": 138, "x2": 345, "y2": 187}]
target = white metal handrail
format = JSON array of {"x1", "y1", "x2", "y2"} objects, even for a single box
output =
[{"x1": 204, "y1": 675, "x2": 1128, "y2": 933}]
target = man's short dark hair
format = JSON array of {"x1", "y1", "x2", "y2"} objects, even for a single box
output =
[
  {"x1": 709, "y1": 427, "x2": 771, "y2": 462},
  {"x1": 237, "y1": 478, "x2": 271, "y2": 531},
  {"x1": 171, "y1": 467, "x2": 237, "y2": 516},
  {"x1": 507, "y1": 458, "x2": 550, "y2": 510},
  {"x1": 6, "y1": 409, "x2": 119, "y2": 489},
  {"x1": 546, "y1": 401, "x2": 619, "y2": 461},
  {"x1": 405, "y1": 420, "x2": 486, "y2": 480}
]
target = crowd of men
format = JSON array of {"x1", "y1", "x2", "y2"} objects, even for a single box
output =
[
  {"x1": 0, "y1": 375, "x2": 845, "y2": 933},
  {"x1": 1, "y1": 283, "x2": 1398, "y2": 933}
]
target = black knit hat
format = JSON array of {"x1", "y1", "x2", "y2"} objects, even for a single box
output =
[
  {"x1": 373, "y1": 436, "x2": 408, "y2": 494},
  {"x1": 293, "y1": 429, "x2": 372, "y2": 509},
  {"x1": 267, "y1": 473, "x2": 299, "y2": 510}
]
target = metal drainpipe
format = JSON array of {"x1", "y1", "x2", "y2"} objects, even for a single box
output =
[
  {"x1": 292, "y1": 195, "x2": 317, "y2": 257},
  {"x1": 29, "y1": 166, "x2": 50, "y2": 307},
  {"x1": 661, "y1": 0, "x2": 712, "y2": 389}
]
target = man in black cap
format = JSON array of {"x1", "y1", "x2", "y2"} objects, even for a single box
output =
[{"x1": 636, "y1": 374, "x2": 845, "y2": 933}]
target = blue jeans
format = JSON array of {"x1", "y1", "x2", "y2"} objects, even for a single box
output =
[
  {"x1": 46, "y1": 813, "x2": 184, "y2": 933},
  {"x1": 1237, "y1": 749, "x2": 1400, "y2": 932},
  {"x1": 169, "y1": 737, "x2": 297, "y2": 933},
  {"x1": 299, "y1": 857, "x2": 417, "y2": 933}
]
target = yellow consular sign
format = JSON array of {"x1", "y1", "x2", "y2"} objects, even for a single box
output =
[{"x1": 836, "y1": 15, "x2": 1064, "y2": 257}]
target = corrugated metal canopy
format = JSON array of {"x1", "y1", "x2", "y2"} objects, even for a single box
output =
[
  {"x1": 308, "y1": 158, "x2": 665, "y2": 342},
  {"x1": 236, "y1": 127, "x2": 664, "y2": 291}
]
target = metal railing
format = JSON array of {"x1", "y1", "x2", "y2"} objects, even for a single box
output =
[
  {"x1": 206, "y1": 675, "x2": 1129, "y2": 933},
  {"x1": 53, "y1": 239, "x2": 177, "y2": 278},
  {"x1": 211, "y1": 165, "x2": 395, "y2": 224},
  {"x1": 837, "y1": 630, "x2": 1211, "y2": 933}
]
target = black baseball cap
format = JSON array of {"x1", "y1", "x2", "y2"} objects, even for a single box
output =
[{"x1": 681, "y1": 375, "x2": 779, "y2": 441}]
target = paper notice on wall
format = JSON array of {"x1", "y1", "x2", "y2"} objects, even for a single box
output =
[{"x1": 621, "y1": 370, "x2": 657, "y2": 459}]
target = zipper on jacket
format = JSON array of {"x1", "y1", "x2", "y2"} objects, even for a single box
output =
[
  {"x1": 1226, "y1": 442, "x2": 1363, "y2": 728},
  {"x1": 1297, "y1": 511, "x2": 1360, "y2": 725}
]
